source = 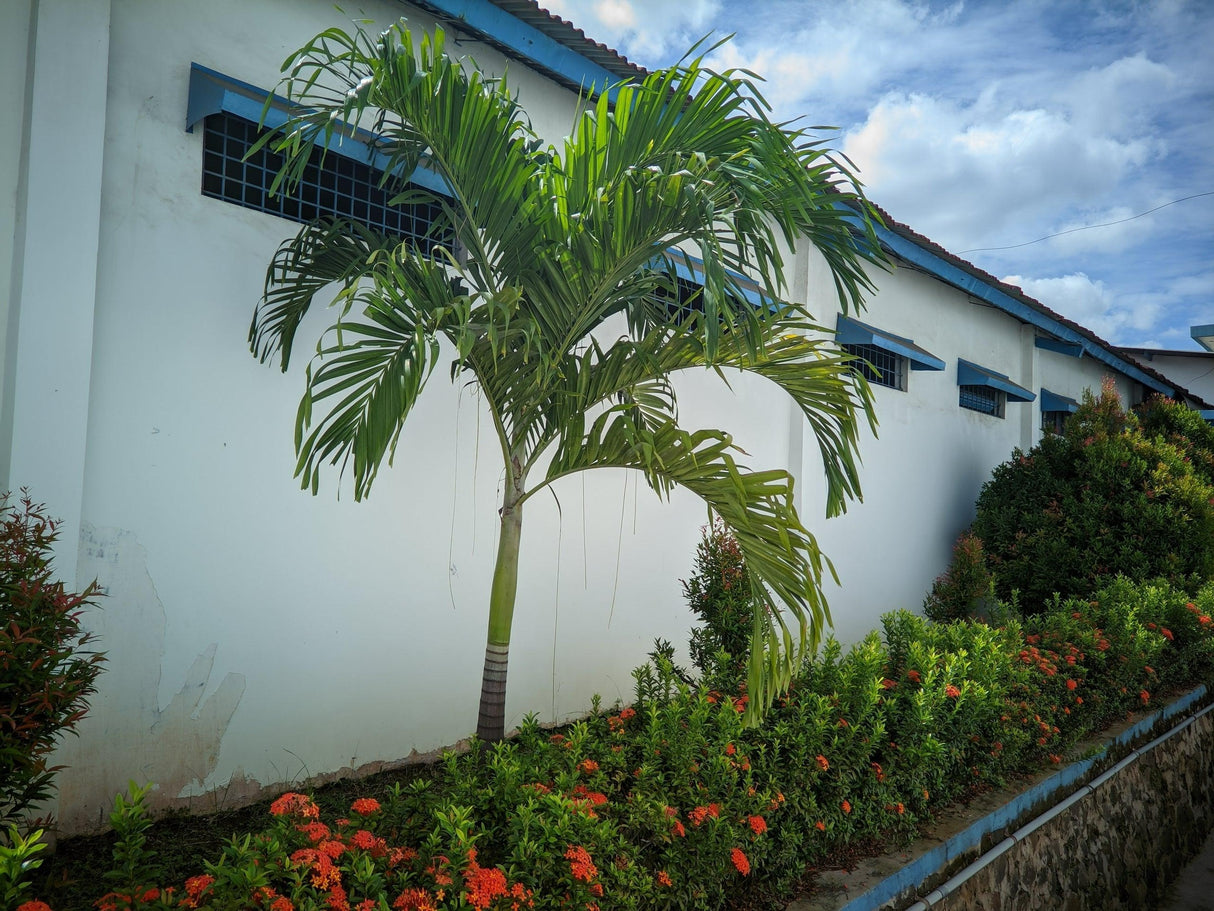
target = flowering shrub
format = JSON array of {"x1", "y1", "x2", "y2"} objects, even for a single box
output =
[
  {"x1": 973, "y1": 379, "x2": 1214, "y2": 610},
  {"x1": 22, "y1": 574, "x2": 1214, "y2": 911},
  {"x1": 1, "y1": 492, "x2": 105, "y2": 832}
]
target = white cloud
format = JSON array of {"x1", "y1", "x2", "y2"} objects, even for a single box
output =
[
  {"x1": 1001, "y1": 272, "x2": 1167, "y2": 344},
  {"x1": 841, "y1": 91, "x2": 1159, "y2": 250},
  {"x1": 543, "y1": 0, "x2": 721, "y2": 62},
  {"x1": 1063, "y1": 53, "x2": 1178, "y2": 138}
]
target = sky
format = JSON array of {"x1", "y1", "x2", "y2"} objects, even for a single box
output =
[{"x1": 543, "y1": 0, "x2": 1214, "y2": 350}]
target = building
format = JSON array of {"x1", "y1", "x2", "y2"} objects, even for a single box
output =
[{"x1": 2, "y1": 0, "x2": 1208, "y2": 832}]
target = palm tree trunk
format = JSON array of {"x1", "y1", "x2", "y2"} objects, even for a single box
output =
[{"x1": 476, "y1": 493, "x2": 523, "y2": 742}]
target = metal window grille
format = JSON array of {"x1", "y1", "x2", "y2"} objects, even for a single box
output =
[
  {"x1": 843, "y1": 343, "x2": 905, "y2": 390},
  {"x1": 201, "y1": 112, "x2": 448, "y2": 251},
  {"x1": 1042, "y1": 410, "x2": 1068, "y2": 434},
  {"x1": 959, "y1": 384, "x2": 1005, "y2": 417}
]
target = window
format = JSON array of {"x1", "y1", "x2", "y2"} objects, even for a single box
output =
[
  {"x1": 956, "y1": 359, "x2": 1034, "y2": 419},
  {"x1": 1039, "y1": 388, "x2": 1079, "y2": 434},
  {"x1": 201, "y1": 112, "x2": 449, "y2": 251},
  {"x1": 835, "y1": 315, "x2": 943, "y2": 393},
  {"x1": 960, "y1": 384, "x2": 1004, "y2": 417},
  {"x1": 842, "y1": 342, "x2": 905, "y2": 390}
]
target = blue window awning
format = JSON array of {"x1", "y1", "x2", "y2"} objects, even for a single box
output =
[
  {"x1": 957, "y1": 359, "x2": 1035, "y2": 402},
  {"x1": 1040, "y1": 388, "x2": 1080, "y2": 413},
  {"x1": 835, "y1": 315, "x2": 945, "y2": 371},
  {"x1": 185, "y1": 63, "x2": 450, "y2": 197}
]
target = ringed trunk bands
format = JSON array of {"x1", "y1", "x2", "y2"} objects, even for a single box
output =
[{"x1": 476, "y1": 642, "x2": 510, "y2": 741}]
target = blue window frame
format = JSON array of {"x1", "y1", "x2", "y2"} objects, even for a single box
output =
[
  {"x1": 957, "y1": 359, "x2": 1034, "y2": 419},
  {"x1": 835, "y1": 315, "x2": 943, "y2": 391}
]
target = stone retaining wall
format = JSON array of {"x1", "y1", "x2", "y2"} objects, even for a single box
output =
[{"x1": 933, "y1": 709, "x2": 1214, "y2": 910}]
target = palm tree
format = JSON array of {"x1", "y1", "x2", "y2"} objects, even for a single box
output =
[{"x1": 248, "y1": 21, "x2": 884, "y2": 742}]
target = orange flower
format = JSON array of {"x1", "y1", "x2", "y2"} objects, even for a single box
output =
[
  {"x1": 463, "y1": 862, "x2": 509, "y2": 910},
  {"x1": 907, "y1": 669, "x2": 921, "y2": 684},
  {"x1": 841, "y1": 800, "x2": 851, "y2": 815},
  {"x1": 748, "y1": 815, "x2": 767, "y2": 835},
  {"x1": 725, "y1": 743, "x2": 737, "y2": 756},
  {"x1": 1161, "y1": 628, "x2": 1175, "y2": 641},
  {"x1": 565, "y1": 845, "x2": 598, "y2": 882},
  {"x1": 815, "y1": 820, "x2": 826, "y2": 831},
  {"x1": 657, "y1": 871, "x2": 672, "y2": 887},
  {"x1": 708, "y1": 803, "x2": 721, "y2": 818},
  {"x1": 1066, "y1": 679, "x2": 1077, "y2": 690},
  {"x1": 578, "y1": 759, "x2": 600, "y2": 774},
  {"x1": 815, "y1": 754, "x2": 829, "y2": 771},
  {"x1": 730, "y1": 847, "x2": 751, "y2": 875},
  {"x1": 895, "y1": 803, "x2": 905, "y2": 815},
  {"x1": 271, "y1": 898, "x2": 295, "y2": 911},
  {"x1": 881, "y1": 678, "x2": 897, "y2": 690},
  {"x1": 689, "y1": 806, "x2": 710, "y2": 826},
  {"x1": 393, "y1": 889, "x2": 438, "y2": 911},
  {"x1": 619, "y1": 706, "x2": 636, "y2": 720},
  {"x1": 351, "y1": 797, "x2": 380, "y2": 815},
  {"x1": 1140, "y1": 690, "x2": 1151, "y2": 704},
  {"x1": 17, "y1": 902, "x2": 54, "y2": 911},
  {"x1": 672, "y1": 820, "x2": 686, "y2": 838},
  {"x1": 945, "y1": 685, "x2": 961, "y2": 699},
  {"x1": 270, "y1": 792, "x2": 320, "y2": 819}
]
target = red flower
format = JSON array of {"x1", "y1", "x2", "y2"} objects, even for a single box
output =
[
  {"x1": 619, "y1": 706, "x2": 636, "y2": 720},
  {"x1": 351, "y1": 797, "x2": 380, "y2": 815},
  {"x1": 565, "y1": 845, "x2": 598, "y2": 882},
  {"x1": 17, "y1": 902, "x2": 54, "y2": 911},
  {"x1": 815, "y1": 820, "x2": 826, "y2": 831},
  {"x1": 815, "y1": 754, "x2": 830, "y2": 771},
  {"x1": 393, "y1": 890, "x2": 438, "y2": 911},
  {"x1": 725, "y1": 743, "x2": 737, "y2": 756},
  {"x1": 270, "y1": 792, "x2": 320, "y2": 819},
  {"x1": 707, "y1": 803, "x2": 721, "y2": 818},
  {"x1": 463, "y1": 861, "x2": 509, "y2": 910},
  {"x1": 578, "y1": 759, "x2": 600, "y2": 774},
  {"x1": 657, "y1": 871, "x2": 672, "y2": 887},
  {"x1": 731, "y1": 847, "x2": 751, "y2": 875},
  {"x1": 672, "y1": 820, "x2": 686, "y2": 838},
  {"x1": 945, "y1": 685, "x2": 961, "y2": 699},
  {"x1": 689, "y1": 806, "x2": 709, "y2": 826},
  {"x1": 1162, "y1": 628, "x2": 1174, "y2": 641},
  {"x1": 748, "y1": 815, "x2": 767, "y2": 835},
  {"x1": 881, "y1": 678, "x2": 897, "y2": 690},
  {"x1": 841, "y1": 800, "x2": 852, "y2": 815},
  {"x1": 907, "y1": 669, "x2": 922, "y2": 684},
  {"x1": 271, "y1": 898, "x2": 295, "y2": 911},
  {"x1": 1141, "y1": 690, "x2": 1151, "y2": 704},
  {"x1": 1066, "y1": 679, "x2": 1078, "y2": 691}
]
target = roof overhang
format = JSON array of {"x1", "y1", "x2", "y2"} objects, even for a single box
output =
[{"x1": 957, "y1": 359, "x2": 1035, "y2": 402}]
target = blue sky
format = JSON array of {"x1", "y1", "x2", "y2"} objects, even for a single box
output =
[{"x1": 545, "y1": 0, "x2": 1214, "y2": 349}]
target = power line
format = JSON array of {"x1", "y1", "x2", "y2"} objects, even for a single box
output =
[{"x1": 960, "y1": 191, "x2": 1214, "y2": 254}]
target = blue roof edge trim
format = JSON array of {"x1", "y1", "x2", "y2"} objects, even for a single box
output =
[
  {"x1": 957, "y1": 359, "x2": 1035, "y2": 402},
  {"x1": 832, "y1": 205, "x2": 1175, "y2": 397},
  {"x1": 186, "y1": 64, "x2": 450, "y2": 197},
  {"x1": 835, "y1": 314, "x2": 945, "y2": 371},
  {"x1": 413, "y1": 0, "x2": 627, "y2": 102},
  {"x1": 1040, "y1": 388, "x2": 1080, "y2": 413},
  {"x1": 665, "y1": 250, "x2": 765, "y2": 307},
  {"x1": 1201, "y1": 410, "x2": 1214, "y2": 424}
]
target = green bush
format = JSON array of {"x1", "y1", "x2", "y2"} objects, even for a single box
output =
[
  {"x1": 972, "y1": 379, "x2": 1214, "y2": 610},
  {"x1": 0, "y1": 492, "x2": 105, "y2": 834},
  {"x1": 24, "y1": 575, "x2": 1214, "y2": 911},
  {"x1": 684, "y1": 522, "x2": 757, "y2": 684},
  {"x1": 1135, "y1": 394, "x2": 1214, "y2": 486},
  {"x1": 923, "y1": 531, "x2": 994, "y2": 623}
]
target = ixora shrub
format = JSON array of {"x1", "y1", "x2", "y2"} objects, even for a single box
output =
[
  {"x1": 20, "y1": 577, "x2": 1214, "y2": 911},
  {"x1": 972, "y1": 378, "x2": 1214, "y2": 610},
  {"x1": 0, "y1": 492, "x2": 105, "y2": 834}
]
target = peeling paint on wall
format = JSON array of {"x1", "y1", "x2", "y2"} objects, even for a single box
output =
[{"x1": 51, "y1": 523, "x2": 245, "y2": 833}]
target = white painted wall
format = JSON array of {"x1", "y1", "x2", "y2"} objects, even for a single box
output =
[
  {"x1": 1128, "y1": 352, "x2": 1214, "y2": 405},
  {"x1": 1, "y1": 0, "x2": 1160, "y2": 832}
]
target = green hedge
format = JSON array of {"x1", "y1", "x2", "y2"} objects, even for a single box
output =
[{"x1": 14, "y1": 578, "x2": 1214, "y2": 911}]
